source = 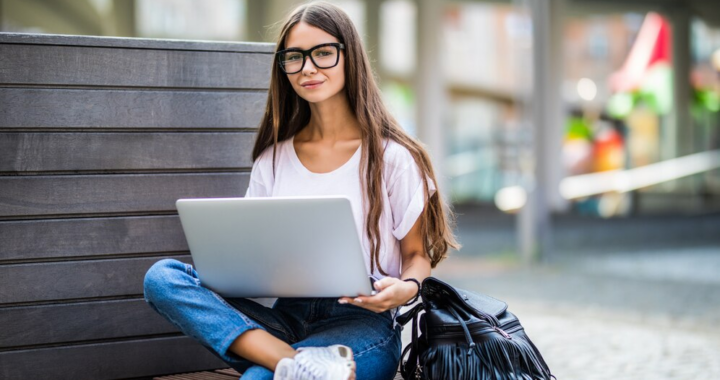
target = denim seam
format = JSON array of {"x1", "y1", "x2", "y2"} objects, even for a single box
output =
[
  {"x1": 309, "y1": 299, "x2": 318, "y2": 322},
  {"x1": 184, "y1": 263, "x2": 201, "y2": 285},
  {"x1": 300, "y1": 299, "x2": 316, "y2": 335},
  {"x1": 145, "y1": 299, "x2": 211, "y2": 345},
  {"x1": 145, "y1": 300, "x2": 180, "y2": 328},
  {"x1": 190, "y1": 262, "x2": 287, "y2": 334},
  {"x1": 353, "y1": 327, "x2": 400, "y2": 358},
  {"x1": 186, "y1": 262, "x2": 279, "y2": 341},
  {"x1": 209, "y1": 290, "x2": 263, "y2": 327}
]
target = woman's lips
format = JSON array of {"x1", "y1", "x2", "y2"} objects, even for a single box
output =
[{"x1": 301, "y1": 80, "x2": 324, "y2": 89}]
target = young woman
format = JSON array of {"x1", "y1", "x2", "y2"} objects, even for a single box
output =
[{"x1": 143, "y1": 2, "x2": 459, "y2": 380}]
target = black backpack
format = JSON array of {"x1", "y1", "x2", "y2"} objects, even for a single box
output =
[{"x1": 396, "y1": 277, "x2": 555, "y2": 380}]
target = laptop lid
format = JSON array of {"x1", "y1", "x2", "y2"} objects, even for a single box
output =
[{"x1": 175, "y1": 196, "x2": 373, "y2": 298}]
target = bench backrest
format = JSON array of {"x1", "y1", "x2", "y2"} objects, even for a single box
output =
[{"x1": 0, "y1": 33, "x2": 273, "y2": 380}]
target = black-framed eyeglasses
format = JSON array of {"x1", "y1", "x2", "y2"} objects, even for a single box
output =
[{"x1": 276, "y1": 43, "x2": 345, "y2": 74}]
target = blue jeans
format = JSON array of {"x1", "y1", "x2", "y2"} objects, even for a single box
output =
[{"x1": 143, "y1": 259, "x2": 402, "y2": 380}]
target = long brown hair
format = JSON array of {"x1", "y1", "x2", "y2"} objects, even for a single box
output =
[{"x1": 252, "y1": 1, "x2": 460, "y2": 274}]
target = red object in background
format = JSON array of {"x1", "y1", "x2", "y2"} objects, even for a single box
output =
[
  {"x1": 593, "y1": 126, "x2": 625, "y2": 172},
  {"x1": 609, "y1": 12, "x2": 672, "y2": 93}
]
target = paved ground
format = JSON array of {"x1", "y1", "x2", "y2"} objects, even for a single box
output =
[{"x1": 400, "y1": 206, "x2": 720, "y2": 380}]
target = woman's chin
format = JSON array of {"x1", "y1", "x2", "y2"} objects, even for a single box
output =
[{"x1": 300, "y1": 93, "x2": 332, "y2": 104}]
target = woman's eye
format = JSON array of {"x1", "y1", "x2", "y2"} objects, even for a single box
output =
[{"x1": 285, "y1": 54, "x2": 302, "y2": 61}]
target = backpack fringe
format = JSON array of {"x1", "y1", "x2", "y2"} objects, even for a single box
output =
[{"x1": 421, "y1": 331, "x2": 553, "y2": 380}]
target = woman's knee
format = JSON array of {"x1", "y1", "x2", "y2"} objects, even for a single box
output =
[{"x1": 143, "y1": 258, "x2": 187, "y2": 303}]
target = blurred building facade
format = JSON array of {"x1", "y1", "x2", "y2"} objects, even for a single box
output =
[{"x1": 3, "y1": 0, "x2": 719, "y2": 237}]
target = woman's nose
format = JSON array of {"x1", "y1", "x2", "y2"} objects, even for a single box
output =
[{"x1": 302, "y1": 56, "x2": 317, "y2": 75}]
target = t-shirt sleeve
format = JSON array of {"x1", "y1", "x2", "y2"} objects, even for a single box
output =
[
  {"x1": 244, "y1": 177, "x2": 268, "y2": 198},
  {"x1": 388, "y1": 160, "x2": 437, "y2": 241},
  {"x1": 244, "y1": 153, "x2": 271, "y2": 198}
]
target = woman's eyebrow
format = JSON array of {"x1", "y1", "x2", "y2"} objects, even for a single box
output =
[{"x1": 284, "y1": 42, "x2": 336, "y2": 50}]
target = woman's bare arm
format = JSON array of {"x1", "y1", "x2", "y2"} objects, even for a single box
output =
[{"x1": 339, "y1": 217, "x2": 430, "y2": 312}]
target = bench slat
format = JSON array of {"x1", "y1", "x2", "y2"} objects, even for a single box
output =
[
  {"x1": 0, "y1": 173, "x2": 249, "y2": 218},
  {"x1": 155, "y1": 372, "x2": 238, "y2": 380},
  {"x1": 0, "y1": 132, "x2": 255, "y2": 173},
  {"x1": 155, "y1": 368, "x2": 405, "y2": 379},
  {"x1": 0, "y1": 33, "x2": 274, "y2": 53},
  {"x1": 0, "y1": 216, "x2": 186, "y2": 263},
  {"x1": 214, "y1": 368, "x2": 242, "y2": 377},
  {"x1": 0, "y1": 256, "x2": 191, "y2": 304},
  {"x1": 0, "y1": 336, "x2": 226, "y2": 380},
  {"x1": 0, "y1": 88, "x2": 265, "y2": 130},
  {"x1": 0, "y1": 298, "x2": 177, "y2": 348},
  {"x1": 0, "y1": 44, "x2": 272, "y2": 89}
]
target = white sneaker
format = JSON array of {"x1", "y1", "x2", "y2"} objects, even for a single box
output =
[{"x1": 274, "y1": 344, "x2": 355, "y2": 380}]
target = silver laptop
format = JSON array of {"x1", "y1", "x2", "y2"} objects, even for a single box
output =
[{"x1": 175, "y1": 196, "x2": 374, "y2": 298}]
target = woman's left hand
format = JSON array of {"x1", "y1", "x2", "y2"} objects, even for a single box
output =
[{"x1": 338, "y1": 277, "x2": 418, "y2": 313}]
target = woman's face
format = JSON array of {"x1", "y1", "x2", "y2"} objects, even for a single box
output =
[{"x1": 283, "y1": 22, "x2": 346, "y2": 104}]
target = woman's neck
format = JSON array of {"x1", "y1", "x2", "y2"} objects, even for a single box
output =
[{"x1": 300, "y1": 94, "x2": 361, "y2": 142}]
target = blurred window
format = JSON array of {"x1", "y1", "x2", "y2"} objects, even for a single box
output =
[
  {"x1": 441, "y1": 3, "x2": 525, "y2": 203},
  {"x1": 587, "y1": 23, "x2": 609, "y2": 59},
  {"x1": 333, "y1": 0, "x2": 365, "y2": 42},
  {"x1": 690, "y1": 18, "x2": 720, "y2": 195},
  {"x1": 380, "y1": 0, "x2": 416, "y2": 76},
  {"x1": 136, "y1": 0, "x2": 244, "y2": 41}
]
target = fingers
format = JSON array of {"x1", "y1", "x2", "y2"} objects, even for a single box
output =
[
  {"x1": 337, "y1": 278, "x2": 406, "y2": 312},
  {"x1": 338, "y1": 292, "x2": 386, "y2": 305},
  {"x1": 338, "y1": 295, "x2": 386, "y2": 313},
  {"x1": 337, "y1": 296, "x2": 370, "y2": 304},
  {"x1": 338, "y1": 297, "x2": 370, "y2": 309},
  {"x1": 373, "y1": 277, "x2": 399, "y2": 292}
]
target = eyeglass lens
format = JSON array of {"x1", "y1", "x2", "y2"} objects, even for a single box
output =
[{"x1": 280, "y1": 45, "x2": 339, "y2": 73}]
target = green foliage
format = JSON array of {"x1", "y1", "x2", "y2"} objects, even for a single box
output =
[{"x1": 565, "y1": 116, "x2": 594, "y2": 140}]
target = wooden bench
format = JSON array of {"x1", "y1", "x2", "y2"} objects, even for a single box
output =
[
  {"x1": 153, "y1": 368, "x2": 405, "y2": 380},
  {"x1": 155, "y1": 368, "x2": 243, "y2": 380},
  {"x1": 0, "y1": 32, "x2": 273, "y2": 380}
]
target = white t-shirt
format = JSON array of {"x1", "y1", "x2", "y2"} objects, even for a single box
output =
[{"x1": 244, "y1": 135, "x2": 436, "y2": 279}]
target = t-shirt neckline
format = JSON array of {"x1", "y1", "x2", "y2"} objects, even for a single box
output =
[{"x1": 288, "y1": 135, "x2": 362, "y2": 176}]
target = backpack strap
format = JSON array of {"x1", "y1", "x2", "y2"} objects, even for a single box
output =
[{"x1": 395, "y1": 302, "x2": 423, "y2": 326}]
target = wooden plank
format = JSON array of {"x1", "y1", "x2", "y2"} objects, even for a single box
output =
[
  {"x1": 155, "y1": 372, "x2": 237, "y2": 380},
  {"x1": 0, "y1": 299, "x2": 178, "y2": 348},
  {"x1": 0, "y1": 32, "x2": 275, "y2": 53},
  {"x1": 155, "y1": 369, "x2": 403, "y2": 380},
  {"x1": 0, "y1": 132, "x2": 255, "y2": 172},
  {"x1": 0, "y1": 216, "x2": 186, "y2": 262},
  {"x1": 0, "y1": 44, "x2": 273, "y2": 89},
  {"x1": 155, "y1": 368, "x2": 403, "y2": 380},
  {"x1": 0, "y1": 336, "x2": 227, "y2": 380},
  {"x1": 214, "y1": 369, "x2": 242, "y2": 377},
  {"x1": 0, "y1": 256, "x2": 192, "y2": 304},
  {"x1": 0, "y1": 173, "x2": 250, "y2": 218},
  {"x1": 0, "y1": 88, "x2": 266, "y2": 129}
]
